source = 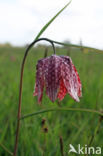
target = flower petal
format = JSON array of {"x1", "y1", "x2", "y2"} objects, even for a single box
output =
[
  {"x1": 44, "y1": 55, "x2": 61, "y2": 102},
  {"x1": 57, "y1": 78, "x2": 67, "y2": 101},
  {"x1": 33, "y1": 60, "x2": 44, "y2": 103},
  {"x1": 60, "y1": 56, "x2": 80, "y2": 102},
  {"x1": 71, "y1": 63, "x2": 82, "y2": 97}
]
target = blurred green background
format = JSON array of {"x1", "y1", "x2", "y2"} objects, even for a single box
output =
[{"x1": 0, "y1": 44, "x2": 103, "y2": 156}]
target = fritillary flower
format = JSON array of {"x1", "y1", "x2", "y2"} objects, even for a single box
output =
[{"x1": 33, "y1": 55, "x2": 82, "y2": 103}]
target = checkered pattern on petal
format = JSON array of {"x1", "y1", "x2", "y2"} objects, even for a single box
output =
[
  {"x1": 60, "y1": 56, "x2": 81, "y2": 102},
  {"x1": 57, "y1": 78, "x2": 67, "y2": 101},
  {"x1": 44, "y1": 55, "x2": 62, "y2": 102},
  {"x1": 33, "y1": 59, "x2": 44, "y2": 103},
  {"x1": 71, "y1": 63, "x2": 82, "y2": 97}
]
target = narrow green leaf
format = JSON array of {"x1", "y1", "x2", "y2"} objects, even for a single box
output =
[
  {"x1": 35, "y1": 0, "x2": 72, "y2": 40},
  {"x1": 51, "y1": 40, "x2": 103, "y2": 53},
  {"x1": 0, "y1": 142, "x2": 13, "y2": 155},
  {"x1": 20, "y1": 107, "x2": 103, "y2": 120}
]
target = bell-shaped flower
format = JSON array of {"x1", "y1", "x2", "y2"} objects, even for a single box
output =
[{"x1": 33, "y1": 55, "x2": 82, "y2": 103}]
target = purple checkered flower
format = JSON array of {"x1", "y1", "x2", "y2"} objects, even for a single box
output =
[{"x1": 33, "y1": 55, "x2": 82, "y2": 103}]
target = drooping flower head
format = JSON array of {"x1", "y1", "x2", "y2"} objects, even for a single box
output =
[{"x1": 33, "y1": 55, "x2": 82, "y2": 103}]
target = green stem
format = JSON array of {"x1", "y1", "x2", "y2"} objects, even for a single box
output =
[
  {"x1": 0, "y1": 142, "x2": 13, "y2": 155},
  {"x1": 20, "y1": 107, "x2": 103, "y2": 120},
  {"x1": 59, "y1": 136, "x2": 64, "y2": 156}
]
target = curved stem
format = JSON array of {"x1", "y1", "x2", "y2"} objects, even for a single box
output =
[
  {"x1": 20, "y1": 107, "x2": 103, "y2": 120},
  {"x1": 13, "y1": 38, "x2": 56, "y2": 156}
]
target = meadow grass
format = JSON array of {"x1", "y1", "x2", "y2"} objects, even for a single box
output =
[{"x1": 0, "y1": 45, "x2": 103, "y2": 156}]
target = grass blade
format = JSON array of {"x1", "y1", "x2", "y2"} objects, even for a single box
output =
[
  {"x1": 35, "y1": 0, "x2": 72, "y2": 40},
  {"x1": 20, "y1": 107, "x2": 103, "y2": 120},
  {"x1": 0, "y1": 142, "x2": 13, "y2": 155},
  {"x1": 52, "y1": 40, "x2": 103, "y2": 53}
]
